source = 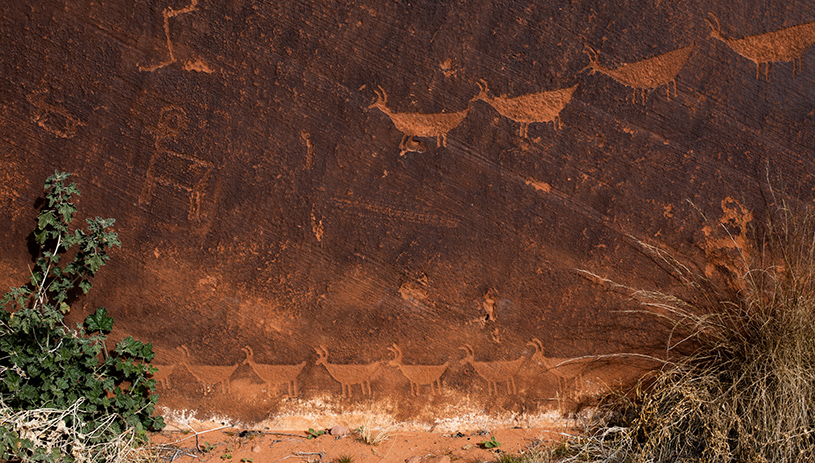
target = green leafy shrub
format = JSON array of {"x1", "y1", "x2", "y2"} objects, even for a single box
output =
[{"x1": 0, "y1": 171, "x2": 164, "y2": 462}]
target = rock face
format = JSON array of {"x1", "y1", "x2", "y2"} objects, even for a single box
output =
[{"x1": 1, "y1": 0, "x2": 814, "y2": 427}]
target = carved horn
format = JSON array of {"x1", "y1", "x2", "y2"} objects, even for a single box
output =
[
  {"x1": 391, "y1": 343, "x2": 403, "y2": 360},
  {"x1": 706, "y1": 13, "x2": 721, "y2": 32}
]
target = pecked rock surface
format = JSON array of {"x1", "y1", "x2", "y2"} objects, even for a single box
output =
[{"x1": 1, "y1": 0, "x2": 814, "y2": 427}]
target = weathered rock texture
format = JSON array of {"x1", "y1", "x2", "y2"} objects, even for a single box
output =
[{"x1": 1, "y1": 0, "x2": 815, "y2": 427}]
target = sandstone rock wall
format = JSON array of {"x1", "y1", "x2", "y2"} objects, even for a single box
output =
[{"x1": 1, "y1": 0, "x2": 814, "y2": 427}]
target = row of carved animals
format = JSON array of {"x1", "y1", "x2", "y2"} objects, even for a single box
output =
[
  {"x1": 151, "y1": 340, "x2": 587, "y2": 400},
  {"x1": 370, "y1": 14, "x2": 815, "y2": 153}
]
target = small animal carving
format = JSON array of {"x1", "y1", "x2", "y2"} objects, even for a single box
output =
[
  {"x1": 399, "y1": 136, "x2": 428, "y2": 157},
  {"x1": 150, "y1": 346, "x2": 189, "y2": 389},
  {"x1": 181, "y1": 346, "x2": 238, "y2": 395},
  {"x1": 459, "y1": 344, "x2": 525, "y2": 395},
  {"x1": 242, "y1": 346, "x2": 307, "y2": 397},
  {"x1": 472, "y1": 80, "x2": 578, "y2": 137},
  {"x1": 314, "y1": 345, "x2": 381, "y2": 398},
  {"x1": 527, "y1": 338, "x2": 586, "y2": 408},
  {"x1": 386, "y1": 343, "x2": 449, "y2": 396},
  {"x1": 706, "y1": 13, "x2": 815, "y2": 79},
  {"x1": 584, "y1": 42, "x2": 694, "y2": 104},
  {"x1": 369, "y1": 86, "x2": 469, "y2": 152}
]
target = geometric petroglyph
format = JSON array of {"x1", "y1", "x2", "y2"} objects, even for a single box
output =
[
  {"x1": 314, "y1": 345, "x2": 381, "y2": 398},
  {"x1": 584, "y1": 42, "x2": 694, "y2": 104},
  {"x1": 472, "y1": 81, "x2": 578, "y2": 137},
  {"x1": 331, "y1": 197, "x2": 460, "y2": 229},
  {"x1": 241, "y1": 346, "x2": 307, "y2": 397},
  {"x1": 706, "y1": 13, "x2": 815, "y2": 79},
  {"x1": 459, "y1": 344, "x2": 525, "y2": 395},
  {"x1": 138, "y1": 106, "x2": 215, "y2": 221},
  {"x1": 368, "y1": 86, "x2": 469, "y2": 155},
  {"x1": 26, "y1": 90, "x2": 84, "y2": 139},
  {"x1": 386, "y1": 343, "x2": 449, "y2": 397},
  {"x1": 138, "y1": 0, "x2": 213, "y2": 73}
]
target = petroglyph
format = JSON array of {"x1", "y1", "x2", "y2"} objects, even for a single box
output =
[
  {"x1": 332, "y1": 197, "x2": 460, "y2": 228},
  {"x1": 301, "y1": 131, "x2": 314, "y2": 169},
  {"x1": 26, "y1": 90, "x2": 83, "y2": 138},
  {"x1": 139, "y1": 0, "x2": 213, "y2": 73},
  {"x1": 472, "y1": 81, "x2": 578, "y2": 137},
  {"x1": 315, "y1": 345, "x2": 381, "y2": 398},
  {"x1": 151, "y1": 346, "x2": 189, "y2": 389},
  {"x1": 139, "y1": 106, "x2": 215, "y2": 221},
  {"x1": 369, "y1": 86, "x2": 469, "y2": 151},
  {"x1": 528, "y1": 338, "x2": 586, "y2": 406},
  {"x1": 387, "y1": 344, "x2": 449, "y2": 396},
  {"x1": 181, "y1": 346, "x2": 238, "y2": 395},
  {"x1": 242, "y1": 346, "x2": 306, "y2": 397},
  {"x1": 459, "y1": 344, "x2": 524, "y2": 395},
  {"x1": 584, "y1": 42, "x2": 694, "y2": 104},
  {"x1": 706, "y1": 14, "x2": 815, "y2": 79},
  {"x1": 399, "y1": 136, "x2": 427, "y2": 157}
]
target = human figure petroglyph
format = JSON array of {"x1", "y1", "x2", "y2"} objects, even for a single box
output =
[
  {"x1": 527, "y1": 338, "x2": 586, "y2": 408},
  {"x1": 368, "y1": 86, "x2": 469, "y2": 152},
  {"x1": 26, "y1": 90, "x2": 83, "y2": 139},
  {"x1": 139, "y1": 106, "x2": 214, "y2": 221},
  {"x1": 584, "y1": 42, "x2": 694, "y2": 104},
  {"x1": 472, "y1": 81, "x2": 578, "y2": 137},
  {"x1": 139, "y1": 0, "x2": 213, "y2": 73},
  {"x1": 386, "y1": 343, "x2": 449, "y2": 396},
  {"x1": 181, "y1": 346, "x2": 238, "y2": 395},
  {"x1": 315, "y1": 345, "x2": 381, "y2": 398},
  {"x1": 241, "y1": 346, "x2": 306, "y2": 397},
  {"x1": 459, "y1": 344, "x2": 525, "y2": 395},
  {"x1": 706, "y1": 13, "x2": 815, "y2": 79}
]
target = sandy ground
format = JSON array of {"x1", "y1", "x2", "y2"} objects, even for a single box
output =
[{"x1": 149, "y1": 426, "x2": 575, "y2": 463}]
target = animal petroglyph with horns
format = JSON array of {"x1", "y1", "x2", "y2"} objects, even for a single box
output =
[
  {"x1": 472, "y1": 81, "x2": 578, "y2": 137},
  {"x1": 242, "y1": 346, "x2": 306, "y2": 397},
  {"x1": 706, "y1": 13, "x2": 815, "y2": 79},
  {"x1": 584, "y1": 42, "x2": 694, "y2": 104},
  {"x1": 387, "y1": 343, "x2": 449, "y2": 396},
  {"x1": 459, "y1": 344, "x2": 525, "y2": 395},
  {"x1": 369, "y1": 86, "x2": 469, "y2": 155},
  {"x1": 315, "y1": 345, "x2": 381, "y2": 398}
]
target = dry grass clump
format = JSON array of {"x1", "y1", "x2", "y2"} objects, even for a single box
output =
[
  {"x1": 0, "y1": 397, "x2": 171, "y2": 463},
  {"x1": 563, "y1": 199, "x2": 815, "y2": 462}
]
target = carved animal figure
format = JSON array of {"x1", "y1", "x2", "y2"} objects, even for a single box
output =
[
  {"x1": 150, "y1": 346, "x2": 189, "y2": 389},
  {"x1": 369, "y1": 86, "x2": 469, "y2": 151},
  {"x1": 386, "y1": 343, "x2": 449, "y2": 396},
  {"x1": 584, "y1": 42, "x2": 694, "y2": 104},
  {"x1": 181, "y1": 346, "x2": 238, "y2": 395},
  {"x1": 706, "y1": 13, "x2": 815, "y2": 79},
  {"x1": 472, "y1": 81, "x2": 578, "y2": 137},
  {"x1": 314, "y1": 345, "x2": 381, "y2": 398},
  {"x1": 459, "y1": 344, "x2": 525, "y2": 395},
  {"x1": 528, "y1": 338, "x2": 586, "y2": 407},
  {"x1": 242, "y1": 346, "x2": 307, "y2": 397}
]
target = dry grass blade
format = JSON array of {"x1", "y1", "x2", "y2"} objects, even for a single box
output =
[{"x1": 562, "y1": 199, "x2": 815, "y2": 462}]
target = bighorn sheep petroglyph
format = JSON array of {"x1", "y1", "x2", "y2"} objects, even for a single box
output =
[
  {"x1": 584, "y1": 42, "x2": 694, "y2": 104},
  {"x1": 181, "y1": 346, "x2": 238, "y2": 395},
  {"x1": 387, "y1": 343, "x2": 449, "y2": 396},
  {"x1": 706, "y1": 13, "x2": 815, "y2": 79},
  {"x1": 472, "y1": 80, "x2": 578, "y2": 137},
  {"x1": 150, "y1": 346, "x2": 189, "y2": 389},
  {"x1": 242, "y1": 346, "x2": 306, "y2": 397},
  {"x1": 527, "y1": 338, "x2": 586, "y2": 406},
  {"x1": 369, "y1": 86, "x2": 469, "y2": 154},
  {"x1": 459, "y1": 344, "x2": 525, "y2": 395},
  {"x1": 315, "y1": 345, "x2": 381, "y2": 398}
]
